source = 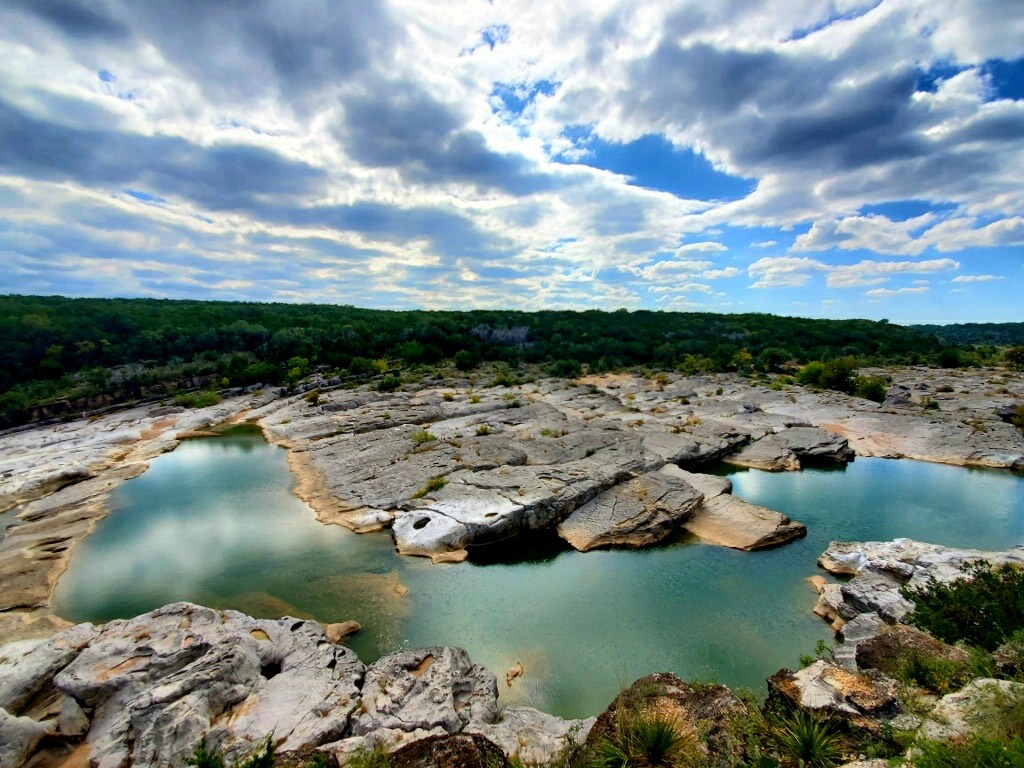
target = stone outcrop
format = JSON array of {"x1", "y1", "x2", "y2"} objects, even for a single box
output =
[
  {"x1": 816, "y1": 539, "x2": 1024, "y2": 625},
  {"x1": 557, "y1": 465, "x2": 704, "y2": 551},
  {"x1": 583, "y1": 673, "x2": 751, "y2": 767},
  {"x1": 767, "y1": 660, "x2": 900, "y2": 733},
  {"x1": 684, "y1": 495, "x2": 807, "y2": 551},
  {"x1": 390, "y1": 733, "x2": 510, "y2": 768},
  {"x1": 854, "y1": 624, "x2": 970, "y2": 679},
  {"x1": 723, "y1": 427, "x2": 854, "y2": 471},
  {"x1": 0, "y1": 604, "x2": 590, "y2": 768},
  {"x1": 919, "y1": 679, "x2": 1024, "y2": 742},
  {"x1": 467, "y1": 707, "x2": 595, "y2": 765}
]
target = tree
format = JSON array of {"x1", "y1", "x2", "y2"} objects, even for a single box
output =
[{"x1": 1005, "y1": 346, "x2": 1024, "y2": 371}]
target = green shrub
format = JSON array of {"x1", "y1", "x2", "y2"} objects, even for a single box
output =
[
  {"x1": 411, "y1": 428, "x2": 437, "y2": 446},
  {"x1": 186, "y1": 740, "x2": 225, "y2": 768},
  {"x1": 896, "y1": 650, "x2": 968, "y2": 694},
  {"x1": 476, "y1": 424, "x2": 492, "y2": 436},
  {"x1": 901, "y1": 562, "x2": 1024, "y2": 651},
  {"x1": 411, "y1": 475, "x2": 448, "y2": 499},
  {"x1": 341, "y1": 745, "x2": 394, "y2": 768},
  {"x1": 853, "y1": 375, "x2": 887, "y2": 403},
  {"x1": 913, "y1": 735, "x2": 1024, "y2": 768},
  {"x1": 376, "y1": 376, "x2": 401, "y2": 392},
  {"x1": 174, "y1": 390, "x2": 222, "y2": 409},
  {"x1": 304, "y1": 389, "x2": 320, "y2": 405},
  {"x1": 591, "y1": 712, "x2": 695, "y2": 768},
  {"x1": 773, "y1": 711, "x2": 842, "y2": 768}
]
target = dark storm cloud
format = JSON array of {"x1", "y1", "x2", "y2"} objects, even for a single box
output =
[
  {"x1": 7, "y1": 0, "x2": 129, "y2": 40},
  {"x1": 0, "y1": 98, "x2": 324, "y2": 209},
  {"x1": 339, "y1": 81, "x2": 557, "y2": 195}
]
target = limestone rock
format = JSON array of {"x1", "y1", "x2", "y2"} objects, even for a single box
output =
[
  {"x1": 351, "y1": 647, "x2": 498, "y2": 737},
  {"x1": 466, "y1": 707, "x2": 595, "y2": 765},
  {"x1": 833, "y1": 613, "x2": 885, "y2": 670},
  {"x1": 767, "y1": 660, "x2": 899, "y2": 732},
  {"x1": 724, "y1": 427, "x2": 854, "y2": 471},
  {"x1": 683, "y1": 494, "x2": 807, "y2": 551},
  {"x1": 855, "y1": 624, "x2": 970, "y2": 679},
  {"x1": 0, "y1": 623, "x2": 98, "y2": 714},
  {"x1": 584, "y1": 673, "x2": 751, "y2": 767},
  {"x1": 919, "y1": 679, "x2": 1024, "y2": 742},
  {"x1": 816, "y1": 539, "x2": 1024, "y2": 624},
  {"x1": 557, "y1": 465, "x2": 703, "y2": 551},
  {"x1": 390, "y1": 733, "x2": 509, "y2": 768},
  {"x1": 47, "y1": 603, "x2": 364, "y2": 768},
  {"x1": 325, "y1": 621, "x2": 361, "y2": 643},
  {"x1": 0, "y1": 707, "x2": 52, "y2": 768}
]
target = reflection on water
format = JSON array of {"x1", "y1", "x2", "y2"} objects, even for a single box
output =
[{"x1": 53, "y1": 434, "x2": 1024, "y2": 718}]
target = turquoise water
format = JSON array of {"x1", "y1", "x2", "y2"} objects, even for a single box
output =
[{"x1": 52, "y1": 433, "x2": 1024, "y2": 718}]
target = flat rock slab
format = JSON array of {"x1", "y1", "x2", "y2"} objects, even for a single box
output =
[
  {"x1": 724, "y1": 427, "x2": 854, "y2": 471},
  {"x1": 683, "y1": 494, "x2": 807, "y2": 551},
  {"x1": 557, "y1": 465, "x2": 703, "y2": 551}
]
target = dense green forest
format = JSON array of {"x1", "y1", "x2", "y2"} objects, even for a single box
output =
[
  {"x1": 0, "y1": 294, "x2": 1003, "y2": 428},
  {"x1": 913, "y1": 323, "x2": 1024, "y2": 347}
]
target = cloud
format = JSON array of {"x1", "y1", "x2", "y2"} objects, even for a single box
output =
[
  {"x1": 865, "y1": 286, "x2": 930, "y2": 297},
  {"x1": 748, "y1": 256, "x2": 829, "y2": 288},
  {"x1": 827, "y1": 258, "x2": 960, "y2": 288},
  {"x1": 951, "y1": 274, "x2": 1004, "y2": 283},
  {"x1": 675, "y1": 241, "x2": 727, "y2": 253},
  {"x1": 752, "y1": 240, "x2": 777, "y2": 248}
]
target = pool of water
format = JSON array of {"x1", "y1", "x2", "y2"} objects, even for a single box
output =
[{"x1": 52, "y1": 432, "x2": 1024, "y2": 718}]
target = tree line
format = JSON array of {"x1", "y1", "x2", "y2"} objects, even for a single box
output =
[{"x1": 0, "y1": 294, "x2": 999, "y2": 427}]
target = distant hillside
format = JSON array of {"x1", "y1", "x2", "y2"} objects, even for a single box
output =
[
  {"x1": 912, "y1": 323, "x2": 1024, "y2": 347},
  {"x1": 0, "y1": 295, "x2": 953, "y2": 427}
]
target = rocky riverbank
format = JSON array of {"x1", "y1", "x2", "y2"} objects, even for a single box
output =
[{"x1": 1, "y1": 366, "x2": 1022, "y2": 642}]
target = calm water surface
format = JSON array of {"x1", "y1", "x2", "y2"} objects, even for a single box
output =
[{"x1": 53, "y1": 431, "x2": 1024, "y2": 718}]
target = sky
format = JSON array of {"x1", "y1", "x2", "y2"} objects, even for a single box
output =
[{"x1": 0, "y1": 1, "x2": 1022, "y2": 324}]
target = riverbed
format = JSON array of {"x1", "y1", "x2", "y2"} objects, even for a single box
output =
[{"x1": 52, "y1": 429, "x2": 1024, "y2": 718}]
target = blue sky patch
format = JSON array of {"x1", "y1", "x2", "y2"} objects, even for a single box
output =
[
  {"x1": 492, "y1": 79, "x2": 558, "y2": 116},
  {"x1": 982, "y1": 57, "x2": 1024, "y2": 101},
  {"x1": 557, "y1": 131, "x2": 755, "y2": 202},
  {"x1": 859, "y1": 200, "x2": 956, "y2": 221},
  {"x1": 124, "y1": 189, "x2": 166, "y2": 204}
]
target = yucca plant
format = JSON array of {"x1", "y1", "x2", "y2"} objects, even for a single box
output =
[
  {"x1": 773, "y1": 711, "x2": 842, "y2": 768},
  {"x1": 592, "y1": 712, "x2": 692, "y2": 768}
]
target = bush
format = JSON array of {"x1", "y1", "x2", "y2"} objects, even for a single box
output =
[
  {"x1": 913, "y1": 735, "x2": 1024, "y2": 768},
  {"x1": 853, "y1": 375, "x2": 887, "y2": 403},
  {"x1": 376, "y1": 376, "x2": 401, "y2": 392},
  {"x1": 411, "y1": 428, "x2": 437, "y2": 445},
  {"x1": 591, "y1": 712, "x2": 695, "y2": 768},
  {"x1": 174, "y1": 390, "x2": 222, "y2": 409},
  {"x1": 901, "y1": 562, "x2": 1024, "y2": 651},
  {"x1": 773, "y1": 711, "x2": 842, "y2": 768},
  {"x1": 896, "y1": 650, "x2": 970, "y2": 694},
  {"x1": 454, "y1": 350, "x2": 476, "y2": 371}
]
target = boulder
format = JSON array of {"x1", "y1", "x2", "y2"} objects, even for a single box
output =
[
  {"x1": 325, "y1": 621, "x2": 361, "y2": 643},
  {"x1": 390, "y1": 733, "x2": 509, "y2": 768},
  {"x1": 466, "y1": 707, "x2": 595, "y2": 765},
  {"x1": 919, "y1": 679, "x2": 1024, "y2": 742},
  {"x1": 350, "y1": 647, "x2": 498, "y2": 737},
  {"x1": 683, "y1": 494, "x2": 807, "y2": 551},
  {"x1": 855, "y1": 624, "x2": 970, "y2": 679},
  {"x1": 816, "y1": 539, "x2": 1024, "y2": 624},
  {"x1": 723, "y1": 427, "x2": 854, "y2": 471},
  {"x1": 767, "y1": 660, "x2": 900, "y2": 734},
  {"x1": 0, "y1": 708, "x2": 52, "y2": 768},
  {"x1": 38, "y1": 603, "x2": 365, "y2": 768},
  {"x1": 557, "y1": 465, "x2": 704, "y2": 551},
  {"x1": 833, "y1": 613, "x2": 885, "y2": 670},
  {"x1": 583, "y1": 673, "x2": 751, "y2": 767}
]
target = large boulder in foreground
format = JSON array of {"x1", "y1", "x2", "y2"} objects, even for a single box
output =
[
  {"x1": 390, "y1": 733, "x2": 509, "y2": 768},
  {"x1": 683, "y1": 494, "x2": 807, "y2": 551},
  {"x1": 0, "y1": 604, "x2": 591, "y2": 768},
  {"x1": 557, "y1": 465, "x2": 704, "y2": 551}
]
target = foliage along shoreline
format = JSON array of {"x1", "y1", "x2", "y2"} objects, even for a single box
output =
[{"x1": 2, "y1": 294, "x2": 1023, "y2": 429}]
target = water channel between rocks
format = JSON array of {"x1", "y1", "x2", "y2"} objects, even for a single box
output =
[{"x1": 52, "y1": 428, "x2": 1024, "y2": 719}]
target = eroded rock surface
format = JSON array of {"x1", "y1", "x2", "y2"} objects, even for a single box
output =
[
  {"x1": 557, "y1": 465, "x2": 704, "y2": 551},
  {"x1": 683, "y1": 494, "x2": 807, "y2": 550},
  {"x1": 0, "y1": 604, "x2": 590, "y2": 768},
  {"x1": 723, "y1": 427, "x2": 854, "y2": 471}
]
